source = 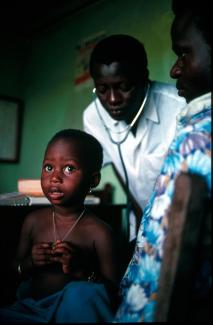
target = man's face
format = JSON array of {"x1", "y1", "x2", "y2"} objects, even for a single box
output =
[
  {"x1": 92, "y1": 62, "x2": 146, "y2": 123},
  {"x1": 170, "y1": 13, "x2": 211, "y2": 103}
]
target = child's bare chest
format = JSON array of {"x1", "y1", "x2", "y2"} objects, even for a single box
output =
[{"x1": 32, "y1": 215, "x2": 94, "y2": 251}]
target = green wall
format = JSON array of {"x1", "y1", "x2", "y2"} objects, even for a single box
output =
[{"x1": 0, "y1": 0, "x2": 175, "y2": 204}]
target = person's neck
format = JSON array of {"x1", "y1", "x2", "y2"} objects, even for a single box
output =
[
  {"x1": 125, "y1": 81, "x2": 150, "y2": 136},
  {"x1": 131, "y1": 122, "x2": 138, "y2": 136},
  {"x1": 53, "y1": 203, "x2": 85, "y2": 218}
]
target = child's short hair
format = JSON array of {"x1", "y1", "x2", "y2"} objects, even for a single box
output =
[{"x1": 48, "y1": 129, "x2": 103, "y2": 173}]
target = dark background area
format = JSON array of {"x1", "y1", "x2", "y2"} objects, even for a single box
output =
[{"x1": 0, "y1": 0, "x2": 100, "y2": 39}]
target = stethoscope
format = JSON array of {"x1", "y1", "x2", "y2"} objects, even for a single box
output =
[{"x1": 92, "y1": 83, "x2": 150, "y2": 237}]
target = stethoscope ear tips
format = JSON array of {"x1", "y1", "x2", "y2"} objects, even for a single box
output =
[{"x1": 92, "y1": 88, "x2": 96, "y2": 94}]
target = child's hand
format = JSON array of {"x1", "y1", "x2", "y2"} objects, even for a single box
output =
[
  {"x1": 31, "y1": 242, "x2": 53, "y2": 266},
  {"x1": 51, "y1": 241, "x2": 76, "y2": 274}
]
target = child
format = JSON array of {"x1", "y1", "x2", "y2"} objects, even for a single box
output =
[{"x1": 0, "y1": 129, "x2": 119, "y2": 323}]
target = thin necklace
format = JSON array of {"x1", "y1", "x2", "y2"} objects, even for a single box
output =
[
  {"x1": 94, "y1": 82, "x2": 150, "y2": 145},
  {"x1": 52, "y1": 208, "x2": 85, "y2": 244}
]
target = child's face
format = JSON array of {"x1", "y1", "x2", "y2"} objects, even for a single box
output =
[{"x1": 41, "y1": 138, "x2": 91, "y2": 206}]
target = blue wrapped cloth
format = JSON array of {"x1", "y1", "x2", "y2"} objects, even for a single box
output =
[{"x1": 0, "y1": 279, "x2": 114, "y2": 323}]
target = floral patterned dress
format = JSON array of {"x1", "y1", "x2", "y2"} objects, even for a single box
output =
[{"x1": 114, "y1": 93, "x2": 211, "y2": 322}]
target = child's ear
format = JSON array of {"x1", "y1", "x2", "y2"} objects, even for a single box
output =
[{"x1": 90, "y1": 172, "x2": 101, "y2": 189}]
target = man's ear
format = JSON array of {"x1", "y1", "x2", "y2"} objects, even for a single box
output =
[{"x1": 90, "y1": 172, "x2": 101, "y2": 189}]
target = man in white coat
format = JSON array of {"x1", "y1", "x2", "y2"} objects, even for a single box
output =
[{"x1": 83, "y1": 34, "x2": 185, "y2": 243}]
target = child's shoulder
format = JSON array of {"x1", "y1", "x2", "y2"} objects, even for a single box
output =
[
  {"x1": 84, "y1": 209, "x2": 113, "y2": 234},
  {"x1": 24, "y1": 207, "x2": 52, "y2": 223}
]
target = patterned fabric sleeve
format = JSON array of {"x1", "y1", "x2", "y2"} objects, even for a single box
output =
[{"x1": 114, "y1": 107, "x2": 211, "y2": 323}]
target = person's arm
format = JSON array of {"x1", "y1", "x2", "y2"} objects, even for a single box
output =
[
  {"x1": 95, "y1": 223, "x2": 120, "y2": 286},
  {"x1": 84, "y1": 105, "x2": 142, "y2": 228},
  {"x1": 83, "y1": 108, "x2": 112, "y2": 167},
  {"x1": 112, "y1": 164, "x2": 142, "y2": 232},
  {"x1": 94, "y1": 222, "x2": 122, "y2": 310},
  {"x1": 13, "y1": 213, "x2": 35, "y2": 277},
  {"x1": 14, "y1": 212, "x2": 54, "y2": 278}
]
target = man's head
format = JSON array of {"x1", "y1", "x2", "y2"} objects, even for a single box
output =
[
  {"x1": 89, "y1": 34, "x2": 149, "y2": 123},
  {"x1": 170, "y1": 0, "x2": 211, "y2": 103}
]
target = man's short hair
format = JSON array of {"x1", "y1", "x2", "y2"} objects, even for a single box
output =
[
  {"x1": 89, "y1": 34, "x2": 149, "y2": 82},
  {"x1": 172, "y1": 0, "x2": 211, "y2": 45}
]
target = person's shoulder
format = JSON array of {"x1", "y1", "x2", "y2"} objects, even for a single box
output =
[
  {"x1": 151, "y1": 80, "x2": 185, "y2": 103},
  {"x1": 20, "y1": 207, "x2": 50, "y2": 233},
  {"x1": 151, "y1": 80, "x2": 177, "y2": 94},
  {"x1": 83, "y1": 100, "x2": 97, "y2": 116},
  {"x1": 83, "y1": 100, "x2": 102, "y2": 126},
  {"x1": 24, "y1": 207, "x2": 51, "y2": 223},
  {"x1": 82, "y1": 211, "x2": 116, "y2": 247},
  {"x1": 84, "y1": 210, "x2": 113, "y2": 234}
]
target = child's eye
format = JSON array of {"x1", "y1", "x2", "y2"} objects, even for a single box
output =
[
  {"x1": 64, "y1": 165, "x2": 77, "y2": 174},
  {"x1": 44, "y1": 164, "x2": 52, "y2": 172}
]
